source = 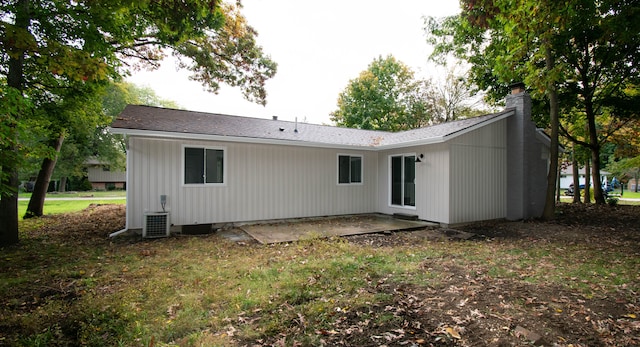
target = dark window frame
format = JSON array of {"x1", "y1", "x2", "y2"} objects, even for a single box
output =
[
  {"x1": 338, "y1": 154, "x2": 363, "y2": 185},
  {"x1": 183, "y1": 146, "x2": 226, "y2": 185},
  {"x1": 389, "y1": 154, "x2": 416, "y2": 208}
]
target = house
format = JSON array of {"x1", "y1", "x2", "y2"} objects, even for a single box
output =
[
  {"x1": 629, "y1": 178, "x2": 639, "y2": 192},
  {"x1": 559, "y1": 165, "x2": 610, "y2": 189},
  {"x1": 109, "y1": 83, "x2": 549, "y2": 233},
  {"x1": 85, "y1": 158, "x2": 126, "y2": 190}
]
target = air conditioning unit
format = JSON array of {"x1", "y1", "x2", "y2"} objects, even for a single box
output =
[{"x1": 143, "y1": 212, "x2": 170, "y2": 238}]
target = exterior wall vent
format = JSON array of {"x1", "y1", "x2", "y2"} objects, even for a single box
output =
[{"x1": 143, "y1": 212, "x2": 170, "y2": 238}]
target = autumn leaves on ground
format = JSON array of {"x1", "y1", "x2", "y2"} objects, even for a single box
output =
[{"x1": 0, "y1": 204, "x2": 639, "y2": 346}]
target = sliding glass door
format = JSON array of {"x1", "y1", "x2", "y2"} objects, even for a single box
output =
[{"x1": 390, "y1": 154, "x2": 416, "y2": 207}]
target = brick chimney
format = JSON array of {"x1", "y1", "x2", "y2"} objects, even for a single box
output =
[{"x1": 510, "y1": 81, "x2": 526, "y2": 95}]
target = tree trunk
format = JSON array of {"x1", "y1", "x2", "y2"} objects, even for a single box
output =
[
  {"x1": 24, "y1": 134, "x2": 65, "y2": 219},
  {"x1": 0, "y1": 161, "x2": 20, "y2": 247},
  {"x1": 572, "y1": 152, "x2": 581, "y2": 203},
  {"x1": 0, "y1": 0, "x2": 30, "y2": 247},
  {"x1": 587, "y1": 118, "x2": 605, "y2": 204},
  {"x1": 59, "y1": 177, "x2": 67, "y2": 192},
  {"x1": 542, "y1": 46, "x2": 560, "y2": 220},
  {"x1": 556, "y1": 162, "x2": 561, "y2": 203},
  {"x1": 584, "y1": 160, "x2": 591, "y2": 203}
]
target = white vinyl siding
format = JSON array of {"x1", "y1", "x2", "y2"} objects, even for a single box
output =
[
  {"x1": 125, "y1": 137, "x2": 378, "y2": 228},
  {"x1": 381, "y1": 119, "x2": 506, "y2": 225},
  {"x1": 378, "y1": 145, "x2": 449, "y2": 223},
  {"x1": 448, "y1": 118, "x2": 507, "y2": 224},
  {"x1": 87, "y1": 166, "x2": 125, "y2": 183},
  {"x1": 123, "y1": 116, "x2": 511, "y2": 229}
]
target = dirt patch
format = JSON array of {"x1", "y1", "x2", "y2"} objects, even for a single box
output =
[
  {"x1": 250, "y1": 204, "x2": 640, "y2": 346},
  {"x1": 25, "y1": 203, "x2": 126, "y2": 244}
]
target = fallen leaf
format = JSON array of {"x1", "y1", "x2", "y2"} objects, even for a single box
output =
[
  {"x1": 445, "y1": 327, "x2": 461, "y2": 339},
  {"x1": 470, "y1": 308, "x2": 485, "y2": 318}
]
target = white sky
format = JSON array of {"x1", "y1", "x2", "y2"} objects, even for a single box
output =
[{"x1": 127, "y1": 0, "x2": 461, "y2": 125}]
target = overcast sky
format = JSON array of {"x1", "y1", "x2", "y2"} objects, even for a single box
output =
[{"x1": 127, "y1": 0, "x2": 461, "y2": 125}]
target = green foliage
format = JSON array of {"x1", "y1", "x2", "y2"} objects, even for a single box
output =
[
  {"x1": 1, "y1": 1, "x2": 277, "y2": 243},
  {"x1": 0, "y1": 86, "x2": 30, "y2": 196},
  {"x1": 606, "y1": 156, "x2": 640, "y2": 185},
  {"x1": 425, "y1": 0, "x2": 640, "y2": 208},
  {"x1": 52, "y1": 81, "x2": 180, "y2": 183},
  {"x1": 331, "y1": 55, "x2": 432, "y2": 131},
  {"x1": 174, "y1": 2, "x2": 277, "y2": 106}
]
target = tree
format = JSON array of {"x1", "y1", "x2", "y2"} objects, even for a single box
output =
[
  {"x1": 23, "y1": 81, "x2": 107, "y2": 218},
  {"x1": 426, "y1": 0, "x2": 640, "y2": 214},
  {"x1": 427, "y1": 0, "x2": 566, "y2": 219},
  {"x1": 428, "y1": 66, "x2": 491, "y2": 123},
  {"x1": 1, "y1": 0, "x2": 277, "y2": 246},
  {"x1": 45, "y1": 82, "x2": 177, "y2": 195},
  {"x1": 608, "y1": 156, "x2": 640, "y2": 193},
  {"x1": 330, "y1": 55, "x2": 432, "y2": 131},
  {"x1": 606, "y1": 119, "x2": 640, "y2": 192}
]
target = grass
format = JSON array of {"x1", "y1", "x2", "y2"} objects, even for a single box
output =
[
  {"x1": 17, "y1": 198, "x2": 126, "y2": 220},
  {"x1": 559, "y1": 189, "x2": 640, "y2": 205},
  {"x1": 2, "y1": 207, "x2": 638, "y2": 346},
  {"x1": 17, "y1": 190, "x2": 126, "y2": 220}
]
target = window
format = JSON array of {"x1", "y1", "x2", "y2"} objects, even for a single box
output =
[
  {"x1": 390, "y1": 154, "x2": 415, "y2": 207},
  {"x1": 184, "y1": 147, "x2": 225, "y2": 184},
  {"x1": 338, "y1": 155, "x2": 362, "y2": 184}
]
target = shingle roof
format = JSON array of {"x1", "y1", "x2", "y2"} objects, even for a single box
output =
[{"x1": 110, "y1": 105, "x2": 514, "y2": 149}]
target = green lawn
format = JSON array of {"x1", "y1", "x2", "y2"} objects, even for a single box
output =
[
  {"x1": 616, "y1": 190, "x2": 640, "y2": 199},
  {"x1": 18, "y1": 198, "x2": 126, "y2": 220},
  {"x1": 559, "y1": 188, "x2": 640, "y2": 204}
]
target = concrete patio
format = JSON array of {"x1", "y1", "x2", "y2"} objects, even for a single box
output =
[{"x1": 234, "y1": 214, "x2": 436, "y2": 244}]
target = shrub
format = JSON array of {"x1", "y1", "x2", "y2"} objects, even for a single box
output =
[{"x1": 68, "y1": 176, "x2": 93, "y2": 191}]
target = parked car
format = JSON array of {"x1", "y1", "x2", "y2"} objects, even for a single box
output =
[
  {"x1": 564, "y1": 184, "x2": 577, "y2": 196},
  {"x1": 564, "y1": 183, "x2": 610, "y2": 197}
]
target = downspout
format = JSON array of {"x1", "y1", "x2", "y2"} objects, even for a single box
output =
[{"x1": 110, "y1": 135, "x2": 130, "y2": 238}]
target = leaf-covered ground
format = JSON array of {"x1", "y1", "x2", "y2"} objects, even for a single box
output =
[
  {"x1": 336, "y1": 204, "x2": 640, "y2": 346},
  {"x1": 1, "y1": 203, "x2": 639, "y2": 346}
]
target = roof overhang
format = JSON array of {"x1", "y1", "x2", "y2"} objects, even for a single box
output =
[
  {"x1": 109, "y1": 109, "x2": 516, "y2": 152},
  {"x1": 108, "y1": 127, "x2": 381, "y2": 151},
  {"x1": 374, "y1": 109, "x2": 515, "y2": 150}
]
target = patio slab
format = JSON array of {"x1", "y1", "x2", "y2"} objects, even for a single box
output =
[{"x1": 237, "y1": 214, "x2": 436, "y2": 244}]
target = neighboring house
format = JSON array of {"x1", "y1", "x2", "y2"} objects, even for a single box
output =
[
  {"x1": 559, "y1": 165, "x2": 610, "y2": 189},
  {"x1": 629, "y1": 178, "x2": 639, "y2": 191},
  {"x1": 86, "y1": 158, "x2": 126, "y2": 190},
  {"x1": 110, "y1": 84, "x2": 549, "y2": 232}
]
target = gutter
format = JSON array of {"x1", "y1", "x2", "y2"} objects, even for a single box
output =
[{"x1": 109, "y1": 135, "x2": 131, "y2": 238}]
